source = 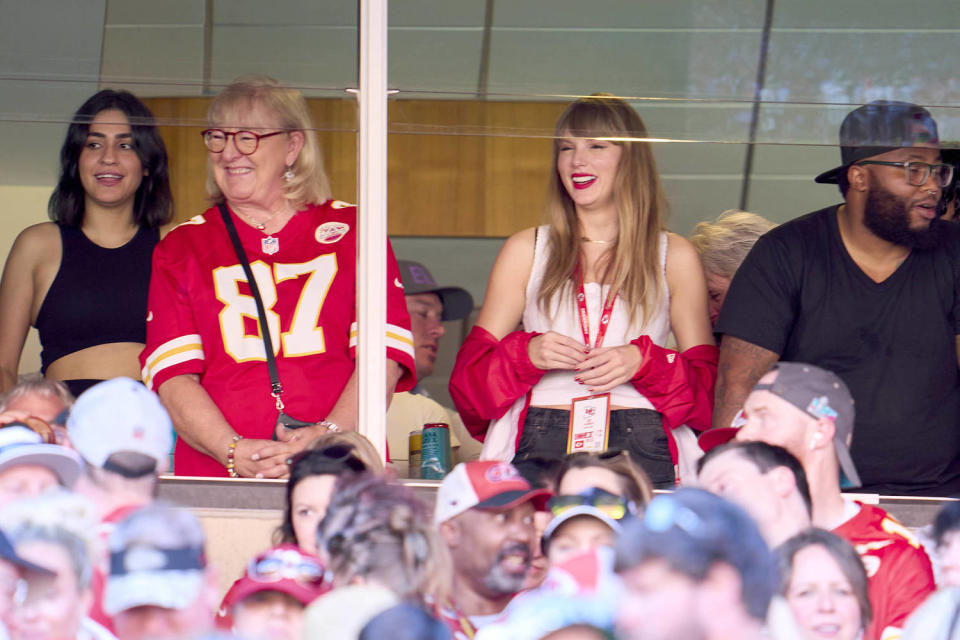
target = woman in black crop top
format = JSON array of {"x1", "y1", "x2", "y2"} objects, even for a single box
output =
[{"x1": 0, "y1": 90, "x2": 172, "y2": 398}]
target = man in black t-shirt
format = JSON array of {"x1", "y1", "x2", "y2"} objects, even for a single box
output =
[{"x1": 710, "y1": 100, "x2": 960, "y2": 495}]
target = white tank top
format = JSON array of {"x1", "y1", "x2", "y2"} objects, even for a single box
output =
[{"x1": 523, "y1": 226, "x2": 671, "y2": 408}]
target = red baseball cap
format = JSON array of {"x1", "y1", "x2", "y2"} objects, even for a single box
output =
[
  {"x1": 217, "y1": 545, "x2": 329, "y2": 626},
  {"x1": 434, "y1": 461, "x2": 551, "y2": 525},
  {"x1": 697, "y1": 427, "x2": 739, "y2": 452}
]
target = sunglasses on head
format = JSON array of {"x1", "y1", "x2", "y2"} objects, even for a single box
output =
[
  {"x1": 548, "y1": 487, "x2": 635, "y2": 521},
  {"x1": 286, "y1": 443, "x2": 366, "y2": 471},
  {"x1": 248, "y1": 548, "x2": 324, "y2": 586}
]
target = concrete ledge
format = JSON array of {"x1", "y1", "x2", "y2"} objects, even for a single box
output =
[{"x1": 158, "y1": 476, "x2": 954, "y2": 529}]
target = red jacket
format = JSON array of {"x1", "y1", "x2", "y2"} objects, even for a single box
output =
[{"x1": 449, "y1": 325, "x2": 718, "y2": 459}]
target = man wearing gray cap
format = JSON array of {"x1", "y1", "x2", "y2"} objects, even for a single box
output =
[
  {"x1": 712, "y1": 100, "x2": 960, "y2": 495},
  {"x1": 704, "y1": 362, "x2": 934, "y2": 640},
  {"x1": 386, "y1": 260, "x2": 478, "y2": 474}
]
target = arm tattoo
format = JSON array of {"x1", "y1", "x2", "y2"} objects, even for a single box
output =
[{"x1": 713, "y1": 336, "x2": 779, "y2": 428}]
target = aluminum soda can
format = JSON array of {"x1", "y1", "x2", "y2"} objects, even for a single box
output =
[
  {"x1": 408, "y1": 430, "x2": 423, "y2": 479},
  {"x1": 420, "y1": 422, "x2": 452, "y2": 479}
]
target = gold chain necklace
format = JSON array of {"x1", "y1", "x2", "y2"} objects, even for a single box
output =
[
  {"x1": 581, "y1": 236, "x2": 616, "y2": 245},
  {"x1": 237, "y1": 204, "x2": 290, "y2": 231}
]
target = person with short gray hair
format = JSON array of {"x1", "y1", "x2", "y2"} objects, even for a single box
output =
[{"x1": 0, "y1": 375, "x2": 73, "y2": 446}]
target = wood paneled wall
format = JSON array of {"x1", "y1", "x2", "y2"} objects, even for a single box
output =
[{"x1": 142, "y1": 98, "x2": 566, "y2": 237}]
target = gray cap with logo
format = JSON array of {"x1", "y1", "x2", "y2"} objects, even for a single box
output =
[
  {"x1": 756, "y1": 362, "x2": 860, "y2": 488},
  {"x1": 396, "y1": 260, "x2": 474, "y2": 321}
]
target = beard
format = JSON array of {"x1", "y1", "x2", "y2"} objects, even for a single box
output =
[
  {"x1": 863, "y1": 183, "x2": 943, "y2": 250},
  {"x1": 483, "y1": 541, "x2": 531, "y2": 596}
]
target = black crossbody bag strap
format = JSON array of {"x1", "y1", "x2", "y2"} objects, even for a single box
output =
[{"x1": 218, "y1": 203, "x2": 285, "y2": 405}]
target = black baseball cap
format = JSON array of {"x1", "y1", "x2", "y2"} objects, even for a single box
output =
[
  {"x1": 397, "y1": 260, "x2": 474, "y2": 321},
  {"x1": 815, "y1": 100, "x2": 940, "y2": 185},
  {"x1": 0, "y1": 529, "x2": 53, "y2": 575}
]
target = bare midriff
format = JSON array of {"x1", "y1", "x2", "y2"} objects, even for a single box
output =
[{"x1": 44, "y1": 342, "x2": 145, "y2": 382}]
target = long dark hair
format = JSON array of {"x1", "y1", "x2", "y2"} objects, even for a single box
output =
[
  {"x1": 276, "y1": 444, "x2": 368, "y2": 545},
  {"x1": 48, "y1": 89, "x2": 173, "y2": 228}
]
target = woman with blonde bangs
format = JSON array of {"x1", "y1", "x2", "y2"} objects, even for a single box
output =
[
  {"x1": 450, "y1": 94, "x2": 717, "y2": 487},
  {"x1": 203, "y1": 81, "x2": 331, "y2": 209},
  {"x1": 141, "y1": 76, "x2": 415, "y2": 478}
]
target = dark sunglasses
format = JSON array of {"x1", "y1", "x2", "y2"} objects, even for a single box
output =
[{"x1": 286, "y1": 443, "x2": 366, "y2": 472}]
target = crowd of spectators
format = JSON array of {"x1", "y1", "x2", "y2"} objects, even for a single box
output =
[
  {"x1": 0, "y1": 365, "x2": 959, "y2": 639},
  {"x1": 1, "y1": 70, "x2": 960, "y2": 639}
]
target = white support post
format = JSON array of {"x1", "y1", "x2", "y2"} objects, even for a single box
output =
[{"x1": 356, "y1": 0, "x2": 389, "y2": 462}]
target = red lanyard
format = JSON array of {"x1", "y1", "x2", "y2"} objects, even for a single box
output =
[{"x1": 575, "y1": 264, "x2": 618, "y2": 349}]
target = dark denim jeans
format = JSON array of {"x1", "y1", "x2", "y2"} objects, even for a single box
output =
[{"x1": 514, "y1": 407, "x2": 675, "y2": 488}]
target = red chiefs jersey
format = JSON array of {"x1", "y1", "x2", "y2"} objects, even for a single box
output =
[
  {"x1": 833, "y1": 502, "x2": 934, "y2": 640},
  {"x1": 140, "y1": 201, "x2": 415, "y2": 476}
]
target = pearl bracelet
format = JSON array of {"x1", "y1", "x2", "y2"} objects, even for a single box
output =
[{"x1": 226, "y1": 434, "x2": 243, "y2": 478}]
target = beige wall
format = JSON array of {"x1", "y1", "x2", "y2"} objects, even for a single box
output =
[
  {"x1": 194, "y1": 508, "x2": 282, "y2": 597},
  {"x1": 0, "y1": 186, "x2": 51, "y2": 376}
]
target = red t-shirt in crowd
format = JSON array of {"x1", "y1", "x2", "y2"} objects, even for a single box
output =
[{"x1": 833, "y1": 501, "x2": 935, "y2": 640}]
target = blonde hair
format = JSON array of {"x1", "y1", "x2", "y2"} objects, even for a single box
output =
[
  {"x1": 689, "y1": 210, "x2": 775, "y2": 278},
  {"x1": 205, "y1": 75, "x2": 332, "y2": 206},
  {"x1": 308, "y1": 431, "x2": 385, "y2": 474},
  {"x1": 539, "y1": 94, "x2": 668, "y2": 327}
]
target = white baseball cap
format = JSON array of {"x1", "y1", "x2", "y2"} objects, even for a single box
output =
[
  {"x1": 66, "y1": 378, "x2": 173, "y2": 475},
  {"x1": 434, "y1": 461, "x2": 550, "y2": 525},
  {"x1": 0, "y1": 426, "x2": 81, "y2": 487}
]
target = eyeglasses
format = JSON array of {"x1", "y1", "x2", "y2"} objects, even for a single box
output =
[
  {"x1": 548, "y1": 487, "x2": 634, "y2": 520},
  {"x1": 248, "y1": 548, "x2": 324, "y2": 586},
  {"x1": 201, "y1": 129, "x2": 286, "y2": 155},
  {"x1": 855, "y1": 160, "x2": 954, "y2": 188}
]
